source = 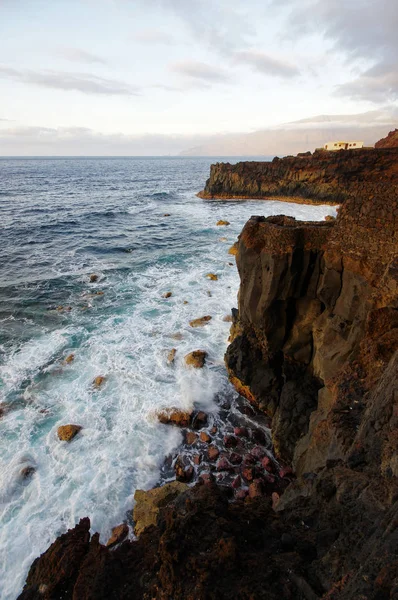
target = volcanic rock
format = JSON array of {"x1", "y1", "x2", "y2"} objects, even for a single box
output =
[
  {"x1": 184, "y1": 350, "x2": 207, "y2": 368},
  {"x1": 189, "y1": 315, "x2": 212, "y2": 328},
  {"x1": 57, "y1": 424, "x2": 82, "y2": 442}
]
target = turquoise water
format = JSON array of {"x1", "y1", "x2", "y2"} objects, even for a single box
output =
[{"x1": 0, "y1": 157, "x2": 336, "y2": 598}]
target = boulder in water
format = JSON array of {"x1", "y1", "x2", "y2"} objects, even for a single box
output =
[
  {"x1": 189, "y1": 315, "x2": 212, "y2": 328},
  {"x1": 162, "y1": 292, "x2": 172, "y2": 298},
  {"x1": 89, "y1": 274, "x2": 98, "y2": 283},
  {"x1": 57, "y1": 424, "x2": 82, "y2": 442},
  {"x1": 156, "y1": 408, "x2": 193, "y2": 427},
  {"x1": 184, "y1": 350, "x2": 207, "y2": 368},
  {"x1": 93, "y1": 376, "x2": 106, "y2": 389},
  {"x1": 206, "y1": 273, "x2": 218, "y2": 281},
  {"x1": 167, "y1": 348, "x2": 177, "y2": 364},
  {"x1": 216, "y1": 220, "x2": 230, "y2": 226},
  {"x1": 65, "y1": 354, "x2": 75, "y2": 364},
  {"x1": 133, "y1": 481, "x2": 188, "y2": 536}
]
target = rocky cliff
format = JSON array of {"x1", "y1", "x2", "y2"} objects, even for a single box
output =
[
  {"x1": 18, "y1": 154, "x2": 398, "y2": 600},
  {"x1": 198, "y1": 147, "x2": 398, "y2": 204},
  {"x1": 375, "y1": 129, "x2": 398, "y2": 148}
]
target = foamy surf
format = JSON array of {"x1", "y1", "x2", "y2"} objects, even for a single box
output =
[{"x1": 0, "y1": 156, "x2": 336, "y2": 599}]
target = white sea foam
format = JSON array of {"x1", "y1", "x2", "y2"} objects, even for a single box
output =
[{"x1": 0, "y1": 196, "x2": 335, "y2": 599}]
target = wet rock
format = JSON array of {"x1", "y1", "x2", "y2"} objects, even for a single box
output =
[
  {"x1": 157, "y1": 408, "x2": 193, "y2": 428},
  {"x1": 216, "y1": 220, "x2": 230, "y2": 226},
  {"x1": 248, "y1": 479, "x2": 264, "y2": 498},
  {"x1": 261, "y1": 456, "x2": 273, "y2": 471},
  {"x1": 162, "y1": 292, "x2": 172, "y2": 298},
  {"x1": 242, "y1": 454, "x2": 257, "y2": 466},
  {"x1": 198, "y1": 472, "x2": 214, "y2": 485},
  {"x1": 20, "y1": 466, "x2": 36, "y2": 480},
  {"x1": 65, "y1": 354, "x2": 75, "y2": 364},
  {"x1": 223, "y1": 314, "x2": 233, "y2": 322},
  {"x1": 206, "y1": 273, "x2": 218, "y2": 281},
  {"x1": 163, "y1": 213, "x2": 171, "y2": 217},
  {"x1": 167, "y1": 348, "x2": 177, "y2": 364},
  {"x1": 192, "y1": 411, "x2": 208, "y2": 429},
  {"x1": 184, "y1": 350, "x2": 207, "y2": 368},
  {"x1": 250, "y1": 446, "x2": 266, "y2": 460},
  {"x1": 189, "y1": 315, "x2": 212, "y2": 328},
  {"x1": 232, "y1": 475, "x2": 241, "y2": 489},
  {"x1": 193, "y1": 454, "x2": 202, "y2": 465},
  {"x1": 263, "y1": 473, "x2": 276, "y2": 484},
  {"x1": 251, "y1": 428, "x2": 267, "y2": 444},
  {"x1": 57, "y1": 424, "x2": 82, "y2": 442},
  {"x1": 234, "y1": 426, "x2": 249, "y2": 437},
  {"x1": 199, "y1": 431, "x2": 211, "y2": 443},
  {"x1": 183, "y1": 300, "x2": 189, "y2": 304},
  {"x1": 208, "y1": 446, "x2": 220, "y2": 461},
  {"x1": 229, "y1": 452, "x2": 243, "y2": 465},
  {"x1": 89, "y1": 274, "x2": 98, "y2": 283},
  {"x1": 93, "y1": 375, "x2": 106, "y2": 389},
  {"x1": 216, "y1": 457, "x2": 234, "y2": 472},
  {"x1": 175, "y1": 459, "x2": 194, "y2": 483},
  {"x1": 279, "y1": 466, "x2": 294, "y2": 479},
  {"x1": 228, "y1": 242, "x2": 238, "y2": 255},
  {"x1": 224, "y1": 435, "x2": 239, "y2": 448},
  {"x1": 210, "y1": 426, "x2": 218, "y2": 434},
  {"x1": 133, "y1": 481, "x2": 188, "y2": 536},
  {"x1": 106, "y1": 523, "x2": 128, "y2": 547},
  {"x1": 207, "y1": 291, "x2": 212, "y2": 297},
  {"x1": 241, "y1": 466, "x2": 256, "y2": 482},
  {"x1": 0, "y1": 402, "x2": 9, "y2": 419},
  {"x1": 185, "y1": 431, "x2": 198, "y2": 445}
]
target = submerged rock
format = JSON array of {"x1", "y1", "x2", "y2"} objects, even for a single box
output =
[
  {"x1": 57, "y1": 424, "x2": 82, "y2": 442},
  {"x1": 89, "y1": 274, "x2": 98, "y2": 283},
  {"x1": 93, "y1": 375, "x2": 106, "y2": 389},
  {"x1": 184, "y1": 350, "x2": 207, "y2": 368},
  {"x1": 223, "y1": 314, "x2": 233, "y2": 322},
  {"x1": 64, "y1": 353, "x2": 75, "y2": 364},
  {"x1": 133, "y1": 481, "x2": 188, "y2": 536},
  {"x1": 167, "y1": 348, "x2": 177, "y2": 364},
  {"x1": 189, "y1": 315, "x2": 212, "y2": 328}
]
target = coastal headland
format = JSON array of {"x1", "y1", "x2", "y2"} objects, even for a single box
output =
[
  {"x1": 18, "y1": 139, "x2": 398, "y2": 599},
  {"x1": 198, "y1": 146, "x2": 398, "y2": 205}
]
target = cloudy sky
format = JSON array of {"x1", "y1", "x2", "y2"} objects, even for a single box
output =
[{"x1": 0, "y1": 0, "x2": 397, "y2": 154}]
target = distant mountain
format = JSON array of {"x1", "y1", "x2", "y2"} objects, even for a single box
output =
[{"x1": 180, "y1": 109, "x2": 398, "y2": 156}]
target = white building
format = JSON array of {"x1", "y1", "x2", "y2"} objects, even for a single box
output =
[{"x1": 324, "y1": 141, "x2": 364, "y2": 151}]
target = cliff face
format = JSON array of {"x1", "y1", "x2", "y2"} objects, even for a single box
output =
[
  {"x1": 225, "y1": 181, "x2": 398, "y2": 596},
  {"x1": 375, "y1": 129, "x2": 398, "y2": 148},
  {"x1": 198, "y1": 147, "x2": 398, "y2": 204}
]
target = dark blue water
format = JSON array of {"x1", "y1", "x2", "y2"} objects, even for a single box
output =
[{"x1": 0, "y1": 157, "x2": 335, "y2": 599}]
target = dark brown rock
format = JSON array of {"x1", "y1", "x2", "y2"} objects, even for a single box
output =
[
  {"x1": 106, "y1": 523, "x2": 128, "y2": 547},
  {"x1": 248, "y1": 479, "x2": 264, "y2": 498},
  {"x1": 207, "y1": 446, "x2": 220, "y2": 461},
  {"x1": 224, "y1": 435, "x2": 239, "y2": 448},
  {"x1": 199, "y1": 431, "x2": 211, "y2": 443},
  {"x1": 192, "y1": 411, "x2": 208, "y2": 429}
]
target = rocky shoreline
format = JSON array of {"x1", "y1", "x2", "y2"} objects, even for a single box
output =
[{"x1": 18, "y1": 139, "x2": 398, "y2": 600}]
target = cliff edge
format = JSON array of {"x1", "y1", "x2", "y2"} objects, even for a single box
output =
[{"x1": 198, "y1": 147, "x2": 398, "y2": 205}]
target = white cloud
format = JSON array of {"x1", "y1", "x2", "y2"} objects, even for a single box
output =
[
  {"x1": 233, "y1": 50, "x2": 299, "y2": 78},
  {"x1": 57, "y1": 48, "x2": 107, "y2": 65},
  {"x1": 134, "y1": 29, "x2": 175, "y2": 44},
  {"x1": 0, "y1": 65, "x2": 140, "y2": 96},
  {"x1": 170, "y1": 60, "x2": 230, "y2": 83}
]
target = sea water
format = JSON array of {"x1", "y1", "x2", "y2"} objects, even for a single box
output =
[{"x1": 0, "y1": 157, "x2": 336, "y2": 599}]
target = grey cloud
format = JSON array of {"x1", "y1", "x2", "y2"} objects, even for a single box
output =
[
  {"x1": 134, "y1": 29, "x2": 175, "y2": 44},
  {"x1": 170, "y1": 61, "x2": 230, "y2": 83},
  {"x1": 233, "y1": 50, "x2": 300, "y2": 78},
  {"x1": 57, "y1": 48, "x2": 107, "y2": 65},
  {"x1": 278, "y1": 0, "x2": 398, "y2": 103},
  {"x1": 0, "y1": 65, "x2": 140, "y2": 96}
]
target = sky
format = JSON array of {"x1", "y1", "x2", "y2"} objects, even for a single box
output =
[{"x1": 0, "y1": 0, "x2": 397, "y2": 154}]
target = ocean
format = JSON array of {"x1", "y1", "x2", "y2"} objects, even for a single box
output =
[{"x1": 0, "y1": 156, "x2": 337, "y2": 599}]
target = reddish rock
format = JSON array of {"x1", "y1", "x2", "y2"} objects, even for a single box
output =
[
  {"x1": 199, "y1": 431, "x2": 211, "y2": 443},
  {"x1": 242, "y1": 454, "x2": 257, "y2": 466},
  {"x1": 192, "y1": 411, "x2": 208, "y2": 430},
  {"x1": 251, "y1": 428, "x2": 267, "y2": 444},
  {"x1": 189, "y1": 315, "x2": 212, "y2": 328},
  {"x1": 232, "y1": 475, "x2": 241, "y2": 489},
  {"x1": 229, "y1": 452, "x2": 243, "y2": 465},
  {"x1": 233, "y1": 427, "x2": 249, "y2": 437},
  {"x1": 185, "y1": 431, "x2": 198, "y2": 445},
  {"x1": 241, "y1": 466, "x2": 256, "y2": 482},
  {"x1": 106, "y1": 523, "x2": 128, "y2": 547},
  {"x1": 216, "y1": 457, "x2": 234, "y2": 472},
  {"x1": 279, "y1": 466, "x2": 294, "y2": 478},
  {"x1": 208, "y1": 446, "x2": 220, "y2": 461},
  {"x1": 193, "y1": 454, "x2": 202, "y2": 465},
  {"x1": 175, "y1": 460, "x2": 194, "y2": 483},
  {"x1": 261, "y1": 456, "x2": 273, "y2": 471},
  {"x1": 210, "y1": 426, "x2": 217, "y2": 434},
  {"x1": 263, "y1": 473, "x2": 276, "y2": 484},
  {"x1": 248, "y1": 479, "x2": 264, "y2": 498},
  {"x1": 198, "y1": 473, "x2": 213, "y2": 485},
  {"x1": 224, "y1": 435, "x2": 239, "y2": 448},
  {"x1": 250, "y1": 446, "x2": 266, "y2": 460}
]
